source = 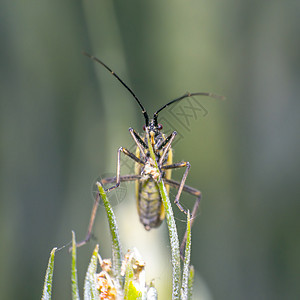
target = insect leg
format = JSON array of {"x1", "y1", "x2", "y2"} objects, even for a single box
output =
[
  {"x1": 74, "y1": 174, "x2": 141, "y2": 249},
  {"x1": 163, "y1": 177, "x2": 201, "y2": 222},
  {"x1": 158, "y1": 131, "x2": 177, "y2": 165},
  {"x1": 75, "y1": 146, "x2": 144, "y2": 249},
  {"x1": 163, "y1": 178, "x2": 201, "y2": 258},
  {"x1": 161, "y1": 161, "x2": 191, "y2": 213},
  {"x1": 105, "y1": 147, "x2": 144, "y2": 192},
  {"x1": 75, "y1": 191, "x2": 101, "y2": 248},
  {"x1": 102, "y1": 174, "x2": 142, "y2": 184},
  {"x1": 156, "y1": 131, "x2": 175, "y2": 151},
  {"x1": 129, "y1": 128, "x2": 147, "y2": 158}
]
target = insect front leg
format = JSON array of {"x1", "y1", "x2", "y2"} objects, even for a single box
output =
[
  {"x1": 129, "y1": 128, "x2": 147, "y2": 158},
  {"x1": 157, "y1": 131, "x2": 177, "y2": 165}
]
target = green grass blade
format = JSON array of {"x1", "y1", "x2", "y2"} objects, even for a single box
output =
[
  {"x1": 123, "y1": 249, "x2": 147, "y2": 300},
  {"x1": 84, "y1": 244, "x2": 99, "y2": 300},
  {"x1": 124, "y1": 261, "x2": 142, "y2": 300},
  {"x1": 126, "y1": 282, "x2": 142, "y2": 300},
  {"x1": 71, "y1": 231, "x2": 80, "y2": 300},
  {"x1": 187, "y1": 266, "x2": 194, "y2": 300},
  {"x1": 123, "y1": 258, "x2": 134, "y2": 299},
  {"x1": 147, "y1": 134, "x2": 181, "y2": 300},
  {"x1": 157, "y1": 180, "x2": 181, "y2": 299},
  {"x1": 96, "y1": 182, "x2": 123, "y2": 287},
  {"x1": 41, "y1": 247, "x2": 57, "y2": 300},
  {"x1": 181, "y1": 212, "x2": 192, "y2": 300}
]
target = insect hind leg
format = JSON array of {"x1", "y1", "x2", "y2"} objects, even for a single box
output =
[
  {"x1": 73, "y1": 144, "x2": 144, "y2": 250},
  {"x1": 73, "y1": 174, "x2": 141, "y2": 250},
  {"x1": 163, "y1": 178, "x2": 202, "y2": 259},
  {"x1": 161, "y1": 161, "x2": 192, "y2": 214}
]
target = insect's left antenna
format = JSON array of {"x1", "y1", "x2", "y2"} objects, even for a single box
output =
[{"x1": 83, "y1": 52, "x2": 149, "y2": 126}]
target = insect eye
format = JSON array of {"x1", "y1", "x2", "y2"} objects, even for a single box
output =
[
  {"x1": 143, "y1": 125, "x2": 146, "y2": 131},
  {"x1": 157, "y1": 123, "x2": 163, "y2": 130}
]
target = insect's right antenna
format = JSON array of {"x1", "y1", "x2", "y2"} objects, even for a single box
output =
[
  {"x1": 83, "y1": 52, "x2": 149, "y2": 126},
  {"x1": 153, "y1": 92, "x2": 225, "y2": 126}
]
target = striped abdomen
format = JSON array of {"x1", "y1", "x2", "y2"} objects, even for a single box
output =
[{"x1": 137, "y1": 179, "x2": 164, "y2": 230}]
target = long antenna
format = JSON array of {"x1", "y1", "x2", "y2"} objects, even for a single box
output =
[
  {"x1": 153, "y1": 92, "x2": 225, "y2": 125},
  {"x1": 83, "y1": 52, "x2": 149, "y2": 126}
]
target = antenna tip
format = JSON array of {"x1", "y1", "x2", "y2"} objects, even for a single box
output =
[
  {"x1": 82, "y1": 51, "x2": 92, "y2": 58},
  {"x1": 209, "y1": 93, "x2": 226, "y2": 101}
]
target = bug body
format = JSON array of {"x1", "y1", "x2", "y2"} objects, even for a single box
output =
[
  {"x1": 135, "y1": 123, "x2": 172, "y2": 230},
  {"x1": 77, "y1": 52, "x2": 223, "y2": 253}
]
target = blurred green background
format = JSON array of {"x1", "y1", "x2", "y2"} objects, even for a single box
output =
[{"x1": 0, "y1": 0, "x2": 299, "y2": 299}]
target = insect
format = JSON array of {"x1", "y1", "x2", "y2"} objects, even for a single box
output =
[{"x1": 78, "y1": 52, "x2": 222, "y2": 254}]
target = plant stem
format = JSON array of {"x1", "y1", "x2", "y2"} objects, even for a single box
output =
[{"x1": 147, "y1": 133, "x2": 181, "y2": 300}]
